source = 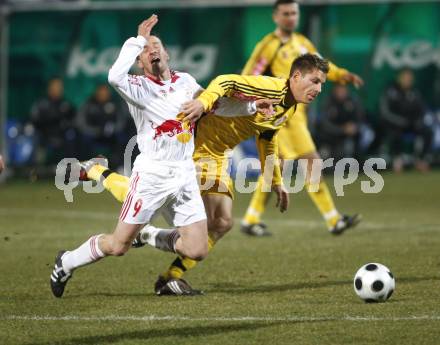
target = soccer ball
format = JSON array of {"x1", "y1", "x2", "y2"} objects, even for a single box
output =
[{"x1": 353, "y1": 263, "x2": 395, "y2": 303}]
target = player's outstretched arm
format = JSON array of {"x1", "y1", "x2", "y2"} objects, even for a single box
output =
[
  {"x1": 255, "y1": 99, "x2": 276, "y2": 118},
  {"x1": 256, "y1": 133, "x2": 289, "y2": 213},
  {"x1": 341, "y1": 72, "x2": 364, "y2": 89},
  {"x1": 273, "y1": 184, "x2": 289, "y2": 213},
  {"x1": 180, "y1": 100, "x2": 205, "y2": 123}
]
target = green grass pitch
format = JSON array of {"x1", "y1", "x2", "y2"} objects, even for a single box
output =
[{"x1": 1, "y1": 172, "x2": 440, "y2": 344}]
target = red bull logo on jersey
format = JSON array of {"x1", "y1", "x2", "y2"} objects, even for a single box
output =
[{"x1": 151, "y1": 116, "x2": 195, "y2": 144}]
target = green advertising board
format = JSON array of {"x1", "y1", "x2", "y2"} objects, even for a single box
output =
[{"x1": 6, "y1": 2, "x2": 440, "y2": 122}]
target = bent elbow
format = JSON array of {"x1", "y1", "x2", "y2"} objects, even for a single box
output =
[{"x1": 108, "y1": 70, "x2": 118, "y2": 87}]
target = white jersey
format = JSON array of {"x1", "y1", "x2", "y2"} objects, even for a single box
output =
[
  {"x1": 109, "y1": 35, "x2": 201, "y2": 170},
  {"x1": 109, "y1": 35, "x2": 257, "y2": 171}
]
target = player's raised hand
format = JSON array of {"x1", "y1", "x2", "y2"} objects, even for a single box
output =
[
  {"x1": 138, "y1": 14, "x2": 158, "y2": 40},
  {"x1": 342, "y1": 72, "x2": 364, "y2": 89},
  {"x1": 181, "y1": 100, "x2": 205, "y2": 123},
  {"x1": 273, "y1": 184, "x2": 289, "y2": 213},
  {"x1": 256, "y1": 98, "x2": 277, "y2": 118}
]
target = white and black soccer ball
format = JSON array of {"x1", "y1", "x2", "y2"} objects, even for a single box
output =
[{"x1": 353, "y1": 263, "x2": 395, "y2": 303}]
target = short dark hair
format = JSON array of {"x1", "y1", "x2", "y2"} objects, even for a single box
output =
[
  {"x1": 289, "y1": 53, "x2": 329, "y2": 77},
  {"x1": 273, "y1": 0, "x2": 297, "y2": 11}
]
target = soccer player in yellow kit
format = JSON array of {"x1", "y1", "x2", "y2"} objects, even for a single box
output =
[
  {"x1": 80, "y1": 53, "x2": 329, "y2": 295},
  {"x1": 240, "y1": 0, "x2": 364, "y2": 237}
]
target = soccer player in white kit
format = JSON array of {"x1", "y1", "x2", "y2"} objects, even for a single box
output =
[{"x1": 50, "y1": 15, "x2": 211, "y2": 298}]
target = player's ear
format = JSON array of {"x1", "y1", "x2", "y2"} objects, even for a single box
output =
[
  {"x1": 136, "y1": 56, "x2": 143, "y2": 69},
  {"x1": 290, "y1": 70, "x2": 301, "y2": 82}
]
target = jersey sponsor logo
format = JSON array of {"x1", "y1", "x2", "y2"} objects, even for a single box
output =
[
  {"x1": 128, "y1": 75, "x2": 142, "y2": 86},
  {"x1": 159, "y1": 87, "x2": 176, "y2": 98},
  {"x1": 273, "y1": 115, "x2": 288, "y2": 126},
  {"x1": 151, "y1": 117, "x2": 195, "y2": 143}
]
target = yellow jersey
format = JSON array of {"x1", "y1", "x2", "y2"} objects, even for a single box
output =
[
  {"x1": 242, "y1": 31, "x2": 347, "y2": 159},
  {"x1": 242, "y1": 32, "x2": 348, "y2": 81},
  {"x1": 195, "y1": 74, "x2": 297, "y2": 186}
]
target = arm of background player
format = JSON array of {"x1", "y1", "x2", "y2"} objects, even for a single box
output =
[
  {"x1": 301, "y1": 36, "x2": 363, "y2": 87},
  {"x1": 242, "y1": 35, "x2": 277, "y2": 76}
]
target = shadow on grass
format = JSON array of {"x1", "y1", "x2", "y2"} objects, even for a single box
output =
[
  {"x1": 396, "y1": 276, "x2": 440, "y2": 284},
  {"x1": 26, "y1": 320, "x2": 321, "y2": 345},
  {"x1": 207, "y1": 275, "x2": 440, "y2": 294},
  {"x1": 66, "y1": 292, "x2": 151, "y2": 298},
  {"x1": 208, "y1": 279, "x2": 351, "y2": 294}
]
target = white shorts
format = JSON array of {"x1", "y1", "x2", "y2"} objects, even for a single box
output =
[{"x1": 119, "y1": 161, "x2": 206, "y2": 227}]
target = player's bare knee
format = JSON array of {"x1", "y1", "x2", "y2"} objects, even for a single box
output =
[
  {"x1": 185, "y1": 246, "x2": 208, "y2": 261},
  {"x1": 208, "y1": 215, "x2": 233, "y2": 235},
  {"x1": 110, "y1": 242, "x2": 130, "y2": 256}
]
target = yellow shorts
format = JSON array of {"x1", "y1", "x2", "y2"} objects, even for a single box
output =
[
  {"x1": 278, "y1": 104, "x2": 316, "y2": 160},
  {"x1": 194, "y1": 155, "x2": 234, "y2": 199}
]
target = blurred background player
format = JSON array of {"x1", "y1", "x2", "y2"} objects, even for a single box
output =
[
  {"x1": 79, "y1": 53, "x2": 329, "y2": 295},
  {"x1": 76, "y1": 83, "x2": 125, "y2": 169},
  {"x1": 0, "y1": 154, "x2": 4, "y2": 174},
  {"x1": 240, "y1": 0, "x2": 364, "y2": 237},
  {"x1": 30, "y1": 77, "x2": 76, "y2": 166},
  {"x1": 379, "y1": 68, "x2": 433, "y2": 173},
  {"x1": 317, "y1": 84, "x2": 364, "y2": 162}
]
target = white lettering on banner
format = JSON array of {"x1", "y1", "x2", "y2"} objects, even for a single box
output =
[
  {"x1": 373, "y1": 38, "x2": 440, "y2": 69},
  {"x1": 168, "y1": 45, "x2": 218, "y2": 81},
  {"x1": 67, "y1": 44, "x2": 218, "y2": 80}
]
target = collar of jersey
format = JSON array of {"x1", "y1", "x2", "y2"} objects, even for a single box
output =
[{"x1": 145, "y1": 71, "x2": 180, "y2": 86}]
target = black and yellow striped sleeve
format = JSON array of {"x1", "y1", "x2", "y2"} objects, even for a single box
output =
[{"x1": 197, "y1": 74, "x2": 288, "y2": 112}]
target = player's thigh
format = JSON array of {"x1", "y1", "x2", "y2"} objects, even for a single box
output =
[
  {"x1": 195, "y1": 157, "x2": 234, "y2": 199},
  {"x1": 163, "y1": 169, "x2": 207, "y2": 228},
  {"x1": 120, "y1": 171, "x2": 173, "y2": 225}
]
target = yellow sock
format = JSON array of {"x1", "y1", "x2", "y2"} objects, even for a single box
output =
[
  {"x1": 102, "y1": 173, "x2": 130, "y2": 203},
  {"x1": 88, "y1": 165, "x2": 130, "y2": 203},
  {"x1": 242, "y1": 175, "x2": 271, "y2": 226},
  {"x1": 306, "y1": 180, "x2": 340, "y2": 229},
  {"x1": 163, "y1": 233, "x2": 217, "y2": 280},
  {"x1": 87, "y1": 164, "x2": 108, "y2": 182}
]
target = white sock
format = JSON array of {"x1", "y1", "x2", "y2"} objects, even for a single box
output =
[
  {"x1": 62, "y1": 234, "x2": 105, "y2": 273},
  {"x1": 139, "y1": 225, "x2": 180, "y2": 253}
]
